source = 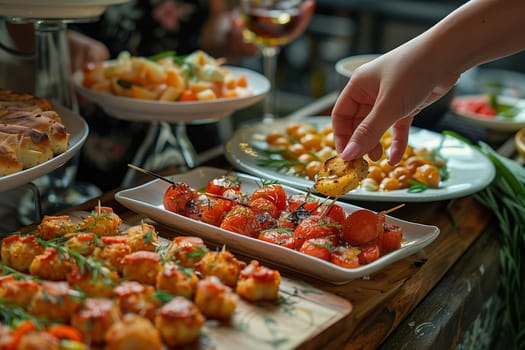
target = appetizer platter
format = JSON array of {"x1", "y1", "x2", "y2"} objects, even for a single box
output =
[
  {"x1": 72, "y1": 50, "x2": 270, "y2": 123},
  {"x1": 0, "y1": 205, "x2": 351, "y2": 349},
  {"x1": 115, "y1": 166, "x2": 440, "y2": 284},
  {"x1": 0, "y1": 90, "x2": 88, "y2": 192},
  {"x1": 225, "y1": 116, "x2": 496, "y2": 202},
  {"x1": 450, "y1": 94, "x2": 525, "y2": 132}
]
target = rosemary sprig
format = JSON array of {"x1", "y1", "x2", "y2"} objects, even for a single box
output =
[
  {"x1": 0, "y1": 301, "x2": 48, "y2": 327},
  {"x1": 36, "y1": 237, "x2": 116, "y2": 286},
  {"x1": 407, "y1": 179, "x2": 428, "y2": 193}
]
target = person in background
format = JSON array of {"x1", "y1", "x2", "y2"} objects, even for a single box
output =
[
  {"x1": 71, "y1": 0, "x2": 256, "y2": 190},
  {"x1": 332, "y1": 0, "x2": 525, "y2": 165}
]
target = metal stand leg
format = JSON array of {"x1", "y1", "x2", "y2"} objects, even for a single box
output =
[{"x1": 27, "y1": 182, "x2": 43, "y2": 223}]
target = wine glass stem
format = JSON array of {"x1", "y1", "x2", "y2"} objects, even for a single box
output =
[{"x1": 262, "y1": 45, "x2": 280, "y2": 123}]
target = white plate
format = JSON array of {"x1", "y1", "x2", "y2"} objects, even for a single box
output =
[
  {"x1": 72, "y1": 66, "x2": 270, "y2": 123},
  {"x1": 225, "y1": 116, "x2": 496, "y2": 202},
  {"x1": 115, "y1": 166, "x2": 440, "y2": 284},
  {"x1": 0, "y1": 105, "x2": 89, "y2": 192},
  {"x1": 450, "y1": 94, "x2": 525, "y2": 132},
  {"x1": 0, "y1": 0, "x2": 128, "y2": 19}
]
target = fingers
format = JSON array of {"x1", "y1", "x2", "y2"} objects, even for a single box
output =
[{"x1": 388, "y1": 117, "x2": 412, "y2": 165}]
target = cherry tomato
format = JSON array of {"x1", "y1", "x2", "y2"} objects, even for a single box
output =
[
  {"x1": 288, "y1": 194, "x2": 319, "y2": 212},
  {"x1": 251, "y1": 183, "x2": 288, "y2": 211},
  {"x1": 250, "y1": 197, "x2": 279, "y2": 230},
  {"x1": 163, "y1": 182, "x2": 197, "y2": 216},
  {"x1": 218, "y1": 188, "x2": 244, "y2": 213},
  {"x1": 341, "y1": 209, "x2": 384, "y2": 246},
  {"x1": 206, "y1": 175, "x2": 242, "y2": 195},
  {"x1": 313, "y1": 204, "x2": 346, "y2": 226},
  {"x1": 330, "y1": 246, "x2": 361, "y2": 268},
  {"x1": 278, "y1": 211, "x2": 297, "y2": 229},
  {"x1": 186, "y1": 194, "x2": 226, "y2": 227},
  {"x1": 358, "y1": 243, "x2": 381, "y2": 265},
  {"x1": 299, "y1": 238, "x2": 333, "y2": 261},
  {"x1": 293, "y1": 215, "x2": 340, "y2": 250},
  {"x1": 381, "y1": 224, "x2": 403, "y2": 253},
  {"x1": 258, "y1": 228, "x2": 294, "y2": 249},
  {"x1": 220, "y1": 205, "x2": 261, "y2": 237}
]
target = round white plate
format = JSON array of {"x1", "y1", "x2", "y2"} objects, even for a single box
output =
[
  {"x1": 115, "y1": 166, "x2": 440, "y2": 284},
  {"x1": 450, "y1": 94, "x2": 525, "y2": 132},
  {"x1": 0, "y1": 105, "x2": 89, "y2": 192},
  {"x1": 225, "y1": 116, "x2": 496, "y2": 202},
  {"x1": 72, "y1": 66, "x2": 270, "y2": 123},
  {"x1": 0, "y1": 0, "x2": 128, "y2": 19}
]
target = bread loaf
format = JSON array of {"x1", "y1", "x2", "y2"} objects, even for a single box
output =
[
  {"x1": 0, "y1": 88, "x2": 70, "y2": 177},
  {"x1": 0, "y1": 111, "x2": 69, "y2": 154},
  {"x1": 0, "y1": 125, "x2": 54, "y2": 169}
]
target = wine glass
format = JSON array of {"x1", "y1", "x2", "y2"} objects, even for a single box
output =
[{"x1": 239, "y1": 0, "x2": 315, "y2": 123}]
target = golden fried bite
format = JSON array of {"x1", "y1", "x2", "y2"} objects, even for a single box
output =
[
  {"x1": 236, "y1": 260, "x2": 281, "y2": 302},
  {"x1": 17, "y1": 331, "x2": 60, "y2": 350},
  {"x1": 94, "y1": 236, "x2": 131, "y2": 274},
  {"x1": 71, "y1": 298, "x2": 121, "y2": 344},
  {"x1": 28, "y1": 247, "x2": 74, "y2": 281},
  {"x1": 1, "y1": 234, "x2": 44, "y2": 272},
  {"x1": 37, "y1": 215, "x2": 77, "y2": 240},
  {"x1": 165, "y1": 236, "x2": 208, "y2": 268},
  {"x1": 195, "y1": 248, "x2": 246, "y2": 287},
  {"x1": 155, "y1": 261, "x2": 198, "y2": 299},
  {"x1": 67, "y1": 265, "x2": 119, "y2": 298},
  {"x1": 194, "y1": 275, "x2": 237, "y2": 321},
  {"x1": 0, "y1": 275, "x2": 40, "y2": 308},
  {"x1": 113, "y1": 281, "x2": 161, "y2": 322},
  {"x1": 155, "y1": 296, "x2": 204, "y2": 347},
  {"x1": 105, "y1": 314, "x2": 162, "y2": 350},
  {"x1": 29, "y1": 281, "x2": 81, "y2": 322},
  {"x1": 121, "y1": 251, "x2": 161, "y2": 285},
  {"x1": 64, "y1": 232, "x2": 97, "y2": 256},
  {"x1": 78, "y1": 205, "x2": 122, "y2": 236},
  {"x1": 124, "y1": 223, "x2": 158, "y2": 252},
  {"x1": 314, "y1": 155, "x2": 369, "y2": 197}
]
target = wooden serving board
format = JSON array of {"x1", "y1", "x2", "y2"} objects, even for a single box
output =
[{"x1": 2, "y1": 211, "x2": 353, "y2": 350}]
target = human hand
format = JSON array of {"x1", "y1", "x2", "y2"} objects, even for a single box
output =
[
  {"x1": 67, "y1": 30, "x2": 110, "y2": 72},
  {"x1": 332, "y1": 42, "x2": 458, "y2": 165}
]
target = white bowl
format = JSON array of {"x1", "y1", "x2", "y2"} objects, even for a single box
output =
[{"x1": 335, "y1": 54, "x2": 381, "y2": 90}]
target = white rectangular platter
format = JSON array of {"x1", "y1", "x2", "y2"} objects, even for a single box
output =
[{"x1": 115, "y1": 166, "x2": 439, "y2": 284}]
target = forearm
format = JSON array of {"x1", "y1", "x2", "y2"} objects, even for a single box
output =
[{"x1": 423, "y1": 0, "x2": 525, "y2": 76}]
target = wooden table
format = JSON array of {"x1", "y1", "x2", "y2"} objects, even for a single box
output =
[{"x1": 12, "y1": 93, "x2": 509, "y2": 349}]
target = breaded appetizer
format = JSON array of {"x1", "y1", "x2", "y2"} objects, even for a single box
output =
[
  {"x1": 37, "y1": 215, "x2": 77, "y2": 240},
  {"x1": 194, "y1": 275, "x2": 237, "y2": 321},
  {"x1": 155, "y1": 261, "x2": 198, "y2": 299},
  {"x1": 121, "y1": 251, "x2": 161, "y2": 285},
  {"x1": 155, "y1": 296, "x2": 205, "y2": 347},
  {"x1": 71, "y1": 298, "x2": 121, "y2": 344},
  {"x1": 105, "y1": 314, "x2": 163, "y2": 350},
  {"x1": 236, "y1": 260, "x2": 281, "y2": 302},
  {"x1": 124, "y1": 223, "x2": 158, "y2": 252},
  {"x1": 29, "y1": 281, "x2": 81, "y2": 322},
  {"x1": 1, "y1": 234, "x2": 44, "y2": 272},
  {"x1": 165, "y1": 236, "x2": 208, "y2": 268},
  {"x1": 314, "y1": 155, "x2": 369, "y2": 197},
  {"x1": 195, "y1": 248, "x2": 246, "y2": 287},
  {"x1": 78, "y1": 205, "x2": 122, "y2": 236}
]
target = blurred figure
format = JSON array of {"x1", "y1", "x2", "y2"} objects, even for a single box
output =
[{"x1": 332, "y1": 0, "x2": 525, "y2": 165}]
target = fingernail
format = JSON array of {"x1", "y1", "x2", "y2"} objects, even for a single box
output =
[{"x1": 341, "y1": 141, "x2": 361, "y2": 160}]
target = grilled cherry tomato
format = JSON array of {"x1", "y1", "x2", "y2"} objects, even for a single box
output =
[
  {"x1": 251, "y1": 183, "x2": 288, "y2": 211},
  {"x1": 164, "y1": 182, "x2": 197, "y2": 216},
  {"x1": 381, "y1": 224, "x2": 403, "y2": 252},
  {"x1": 250, "y1": 197, "x2": 279, "y2": 230},
  {"x1": 299, "y1": 238, "x2": 333, "y2": 261},
  {"x1": 293, "y1": 215, "x2": 340, "y2": 250},
  {"x1": 330, "y1": 246, "x2": 361, "y2": 268},
  {"x1": 313, "y1": 203, "x2": 346, "y2": 226},
  {"x1": 341, "y1": 209, "x2": 384, "y2": 246},
  {"x1": 358, "y1": 243, "x2": 381, "y2": 265},
  {"x1": 258, "y1": 228, "x2": 294, "y2": 249},
  {"x1": 206, "y1": 175, "x2": 241, "y2": 195},
  {"x1": 220, "y1": 205, "x2": 261, "y2": 237},
  {"x1": 186, "y1": 194, "x2": 226, "y2": 227},
  {"x1": 287, "y1": 194, "x2": 319, "y2": 212}
]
